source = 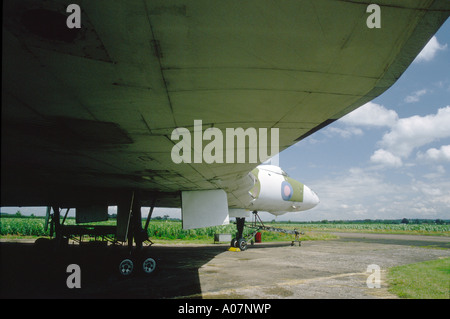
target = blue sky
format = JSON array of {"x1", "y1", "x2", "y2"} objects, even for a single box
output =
[
  {"x1": 2, "y1": 20, "x2": 449, "y2": 222},
  {"x1": 277, "y1": 19, "x2": 450, "y2": 221}
]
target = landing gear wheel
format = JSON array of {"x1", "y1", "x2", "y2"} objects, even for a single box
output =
[
  {"x1": 230, "y1": 238, "x2": 237, "y2": 248},
  {"x1": 142, "y1": 257, "x2": 156, "y2": 274},
  {"x1": 238, "y1": 238, "x2": 248, "y2": 251},
  {"x1": 119, "y1": 258, "x2": 134, "y2": 276}
]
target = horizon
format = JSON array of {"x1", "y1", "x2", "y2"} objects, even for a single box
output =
[{"x1": 1, "y1": 209, "x2": 448, "y2": 224}]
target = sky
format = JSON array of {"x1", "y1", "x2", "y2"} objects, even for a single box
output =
[
  {"x1": 2, "y1": 20, "x2": 449, "y2": 222},
  {"x1": 277, "y1": 19, "x2": 450, "y2": 222}
]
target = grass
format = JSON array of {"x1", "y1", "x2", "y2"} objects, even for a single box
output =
[
  {"x1": 1, "y1": 217, "x2": 449, "y2": 243},
  {"x1": 0, "y1": 217, "x2": 340, "y2": 243},
  {"x1": 275, "y1": 223, "x2": 450, "y2": 236},
  {"x1": 387, "y1": 257, "x2": 450, "y2": 299}
]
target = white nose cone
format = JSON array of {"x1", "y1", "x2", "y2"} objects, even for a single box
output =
[{"x1": 303, "y1": 185, "x2": 320, "y2": 209}]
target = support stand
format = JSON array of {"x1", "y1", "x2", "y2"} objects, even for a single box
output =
[{"x1": 230, "y1": 211, "x2": 304, "y2": 251}]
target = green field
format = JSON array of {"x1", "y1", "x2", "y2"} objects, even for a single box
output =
[
  {"x1": 278, "y1": 222, "x2": 450, "y2": 236},
  {"x1": 1, "y1": 216, "x2": 449, "y2": 242},
  {"x1": 0, "y1": 217, "x2": 334, "y2": 242},
  {"x1": 387, "y1": 257, "x2": 450, "y2": 299}
]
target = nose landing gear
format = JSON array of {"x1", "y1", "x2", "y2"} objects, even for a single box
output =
[{"x1": 230, "y1": 211, "x2": 304, "y2": 251}]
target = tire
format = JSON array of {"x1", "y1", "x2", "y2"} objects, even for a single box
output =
[
  {"x1": 142, "y1": 257, "x2": 156, "y2": 274},
  {"x1": 119, "y1": 258, "x2": 134, "y2": 276},
  {"x1": 238, "y1": 238, "x2": 248, "y2": 251},
  {"x1": 230, "y1": 238, "x2": 237, "y2": 248}
]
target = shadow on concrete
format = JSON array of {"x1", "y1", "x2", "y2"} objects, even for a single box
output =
[
  {"x1": 0, "y1": 241, "x2": 230, "y2": 299},
  {"x1": 0, "y1": 239, "x2": 321, "y2": 298}
]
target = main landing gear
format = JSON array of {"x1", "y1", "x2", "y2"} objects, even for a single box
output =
[
  {"x1": 115, "y1": 194, "x2": 158, "y2": 277},
  {"x1": 38, "y1": 192, "x2": 158, "y2": 277},
  {"x1": 118, "y1": 256, "x2": 157, "y2": 276}
]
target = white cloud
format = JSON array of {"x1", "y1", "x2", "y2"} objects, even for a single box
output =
[
  {"x1": 420, "y1": 187, "x2": 442, "y2": 197},
  {"x1": 307, "y1": 167, "x2": 386, "y2": 219},
  {"x1": 414, "y1": 36, "x2": 447, "y2": 63},
  {"x1": 340, "y1": 102, "x2": 398, "y2": 127},
  {"x1": 324, "y1": 126, "x2": 363, "y2": 138},
  {"x1": 370, "y1": 149, "x2": 403, "y2": 167},
  {"x1": 378, "y1": 106, "x2": 450, "y2": 158},
  {"x1": 404, "y1": 89, "x2": 428, "y2": 103},
  {"x1": 305, "y1": 165, "x2": 450, "y2": 220},
  {"x1": 413, "y1": 179, "x2": 450, "y2": 210},
  {"x1": 423, "y1": 165, "x2": 446, "y2": 180},
  {"x1": 338, "y1": 103, "x2": 450, "y2": 168},
  {"x1": 417, "y1": 145, "x2": 450, "y2": 162}
]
